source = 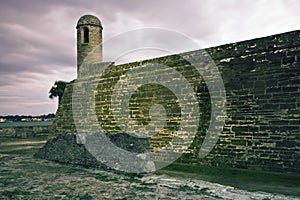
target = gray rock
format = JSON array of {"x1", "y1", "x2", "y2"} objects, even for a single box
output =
[
  {"x1": 34, "y1": 133, "x2": 104, "y2": 168},
  {"x1": 34, "y1": 132, "x2": 150, "y2": 170}
]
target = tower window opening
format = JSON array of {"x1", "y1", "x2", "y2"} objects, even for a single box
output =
[{"x1": 83, "y1": 27, "x2": 89, "y2": 43}]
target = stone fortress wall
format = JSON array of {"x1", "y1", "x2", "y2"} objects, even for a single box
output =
[{"x1": 53, "y1": 15, "x2": 300, "y2": 174}]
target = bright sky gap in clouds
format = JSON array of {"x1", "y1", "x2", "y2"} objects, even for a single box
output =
[{"x1": 0, "y1": 0, "x2": 299, "y2": 115}]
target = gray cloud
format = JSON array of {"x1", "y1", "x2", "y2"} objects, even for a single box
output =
[{"x1": 0, "y1": 0, "x2": 299, "y2": 115}]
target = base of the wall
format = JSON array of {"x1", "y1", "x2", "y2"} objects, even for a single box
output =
[{"x1": 34, "y1": 132, "x2": 151, "y2": 171}]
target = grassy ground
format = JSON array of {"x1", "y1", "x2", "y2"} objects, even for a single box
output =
[
  {"x1": 158, "y1": 162, "x2": 300, "y2": 197},
  {"x1": 1, "y1": 136, "x2": 299, "y2": 198},
  {"x1": 0, "y1": 136, "x2": 47, "y2": 156}
]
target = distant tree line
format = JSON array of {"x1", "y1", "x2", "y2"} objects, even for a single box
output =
[
  {"x1": 1, "y1": 80, "x2": 67, "y2": 122},
  {"x1": 0, "y1": 114, "x2": 55, "y2": 122}
]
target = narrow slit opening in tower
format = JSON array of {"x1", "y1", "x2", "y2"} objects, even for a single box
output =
[{"x1": 83, "y1": 27, "x2": 89, "y2": 43}]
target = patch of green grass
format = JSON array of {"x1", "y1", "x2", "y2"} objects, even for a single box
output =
[
  {"x1": 178, "y1": 185, "x2": 218, "y2": 197},
  {"x1": 196, "y1": 188, "x2": 211, "y2": 195},
  {"x1": 0, "y1": 136, "x2": 48, "y2": 143},
  {"x1": 133, "y1": 185, "x2": 155, "y2": 192},
  {"x1": 157, "y1": 162, "x2": 300, "y2": 196},
  {"x1": 178, "y1": 184, "x2": 193, "y2": 191},
  {"x1": 140, "y1": 182, "x2": 156, "y2": 186},
  {"x1": 94, "y1": 174, "x2": 119, "y2": 182},
  {"x1": 1, "y1": 189, "x2": 32, "y2": 197},
  {"x1": 123, "y1": 174, "x2": 144, "y2": 183},
  {"x1": 0, "y1": 147, "x2": 42, "y2": 156},
  {"x1": 76, "y1": 193, "x2": 93, "y2": 200},
  {"x1": 0, "y1": 136, "x2": 47, "y2": 156},
  {"x1": 54, "y1": 192, "x2": 93, "y2": 200}
]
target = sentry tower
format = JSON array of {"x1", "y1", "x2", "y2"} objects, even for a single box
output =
[{"x1": 76, "y1": 15, "x2": 103, "y2": 77}]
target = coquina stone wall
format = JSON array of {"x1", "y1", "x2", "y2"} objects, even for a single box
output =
[{"x1": 52, "y1": 30, "x2": 300, "y2": 173}]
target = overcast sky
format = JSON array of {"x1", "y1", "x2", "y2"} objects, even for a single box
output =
[{"x1": 0, "y1": 0, "x2": 299, "y2": 116}]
